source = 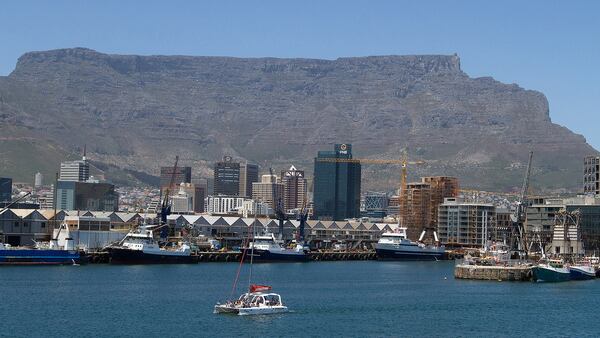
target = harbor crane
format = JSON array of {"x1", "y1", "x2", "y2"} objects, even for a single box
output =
[
  {"x1": 510, "y1": 151, "x2": 533, "y2": 257},
  {"x1": 269, "y1": 167, "x2": 287, "y2": 240},
  {"x1": 158, "y1": 155, "x2": 179, "y2": 238}
]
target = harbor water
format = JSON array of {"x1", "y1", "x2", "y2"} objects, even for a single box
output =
[{"x1": 1, "y1": 261, "x2": 599, "y2": 337}]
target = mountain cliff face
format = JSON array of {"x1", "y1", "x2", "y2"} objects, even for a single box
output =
[{"x1": 0, "y1": 48, "x2": 595, "y2": 191}]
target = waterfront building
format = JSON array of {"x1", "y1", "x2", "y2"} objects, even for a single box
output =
[
  {"x1": 160, "y1": 166, "x2": 192, "y2": 193},
  {"x1": 583, "y1": 156, "x2": 600, "y2": 194},
  {"x1": 0, "y1": 209, "x2": 51, "y2": 246},
  {"x1": 252, "y1": 174, "x2": 284, "y2": 211},
  {"x1": 313, "y1": 144, "x2": 361, "y2": 220},
  {"x1": 437, "y1": 197, "x2": 496, "y2": 247},
  {"x1": 362, "y1": 192, "x2": 388, "y2": 219},
  {"x1": 401, "y1": 182, "x2": 432, "y2": 240},
  {"x1": 281, "y1": 165, "x2": 307, "y2": 212},
  {"x1": 0, "y1": 177, "x2": 12, "y2": 202},
  {"x1": 59, "y1": 154, "x2": 90, "y2": 182},
  {"x1": 239, "y1": 163, "x2": 259, "y2": 198},
  {"x1": 56, "y1": 181, "x2": 119, "y2": 211},
  {"x1": 214, "y1": 156, "x2": 241, "y2": 196}
]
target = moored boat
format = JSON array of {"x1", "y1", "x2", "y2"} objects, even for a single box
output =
[
  {"x1": 569, "y1": 264, "x2": 596, "y2": 280},
  {"x1": 0, "y1": 238, "x2": 82, "y2": 266},
  {"x1": 245, "y1": 232, "x2": 309, "y2": 262},
  {"x1": 375, "y1": 228, "x2": 445, "y2": 261},
  {"x1": 106, "y1": 225, "x2": 193, "y2": 264},
  {"x1": 533, "y1": 260, "x2": 570, "y2": 282}
]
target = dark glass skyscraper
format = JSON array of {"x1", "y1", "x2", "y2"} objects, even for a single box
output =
[
  {"x1": 313, "y1": 144, "x2": 361, "y2": 220},
  {"x1": 214, "y1": 156, "x2": 241, "y2": 196},
  {"x1": 0, "y1": 177, "x2": 12, "y2": 202}
]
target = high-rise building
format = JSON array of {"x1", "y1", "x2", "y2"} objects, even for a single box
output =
[
  {"x1": 177, "y1": 182, "x2": 206, "y2": 213},
  {"x1": 239, "y1": 163, "x2": 259, "y2": 197},
  {"x1": 60, "y1": 157, "x2": 90, "y2": 182},
  {"x1": 0, "y1": 177, "x2": 12, "y2": 202},
  {"x1": 584, "y1": 156, "x2": 600, "y2": 194},
  {"x1": 56, "y1": 181, "x2": 119, "y2": 211},
  {"x1": 281, "y1": 165, "x2": 307, "y2": 212},
  {"x1": 400, "y1": 182, "x2": 432, "y2": 240},
  {"x1": 214, "y1": 156, "x2": 240, "y2": 196},
  {"x1": 437, "y1": 197, "x2": 496, "y2": 247},
  {"x1": 170, "y1": 185, "x2": 194, "y2": 214},
  {"x1": 160, "y1": 166, "x2": 192, "y2": 191},
  {"x1": 34, "y1": 172, "x2": 44, "y2": 188},
  {"x1": 252, "y1": 174, "x2": 284, "y2": 211},
  {"x1": 421, "y1": 176, "x2": 459, "y2": 228},
  {"x1": 313, "y1": 144, "x2": 361, "y2": 220}
]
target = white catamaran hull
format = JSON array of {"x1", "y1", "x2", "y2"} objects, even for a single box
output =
[{"x1": 214, "y1": 305, "x2": 288, "y2": 316}]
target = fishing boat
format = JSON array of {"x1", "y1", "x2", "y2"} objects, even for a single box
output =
[
  {"x1": 245, "y1": 232, "x2": 309, "y2": 262},
  {"x1": 375, "y1": 228, "x2": 446, "y2": 261},
  {"x1": 0, "y1": 240, "x2": 82, "y2": 265},
  {"x1": 533, "y1": 259, "x2": 571, "y2": 282},
  {"x1": 569, "y1": 264, "x2": 596, "y2": 280},
  {"x1": 105, "y1": 224, "x2": 193, "y2": 264},
  {"x1": 214, "y1": 219, "x2": 289, "y2": 316}
]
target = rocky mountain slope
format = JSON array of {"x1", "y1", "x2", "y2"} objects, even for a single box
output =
[{"x1": 0, "y1": 48, "x2": 595, "y2": 192}]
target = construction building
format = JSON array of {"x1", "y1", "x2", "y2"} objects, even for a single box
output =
[
  {"x1": 437, "y1": 197, "x2": 496, "y2": 248},
  {"x1": 495, "y1": 208, "x2": 512, "y2": 243},
  {"x1": 174, "y1": 183, "x2": 206, "y2": 213},
  {"x1": 400, "y1": 182, "x2": 432, "y2": 240},
  {"x1": 421, "y1": 176, "x2": 459, "y2": 227},
  {"x1": 387, "y1": 195, "x2": 400, "y2": 216},
  {"x1": 239, "y1": 163, "x2": 259, "y2": 198},
  {"x1": 252, "y1": 174, "x2": 284, "y2": 211},
  {"x1": 583, "y1": 156, "x2": 600, "y2": 194},
  {"x1": 214, "y1": 156, "x2": 240, "y2": 196},
  {"x1": 281, "y1": 165, "x2": 307, "y2": 212},
  {"x1": 313, "y1": 144, "x2": 361, "y2": 221}
]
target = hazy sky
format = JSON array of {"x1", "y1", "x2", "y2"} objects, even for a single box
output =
[{"x1": 1, "y1": 0, "x2": 598, "y2": 149}]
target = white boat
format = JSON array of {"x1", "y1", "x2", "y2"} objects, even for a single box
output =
[
  {"x1": 246, "y1": 232, "x2": 309, "y2": 262},
  {"x1": 215, "y1": 218, "x2": 290, "y2": 316},
  {"x1": 375, "y1": 228, "x2": 446, "y2": 261},
  {"x1": 106, "y1": 224, "x2": 193, "y2": 264},
  {"x1": 214, "y1": 284, "x2": 289, "y2": 315}
]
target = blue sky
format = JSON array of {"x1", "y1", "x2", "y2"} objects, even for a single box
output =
[{"x1": 1, "y1": 0, "x2": 598, "y2": 149}]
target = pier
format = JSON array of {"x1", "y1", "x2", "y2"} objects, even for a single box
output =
[{"x1": 454, "y1": 262, "x2": 533, "y2": 281}]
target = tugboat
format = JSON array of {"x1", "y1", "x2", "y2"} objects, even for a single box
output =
[
  {"x1": 106, "y1": 224, "x2": 193, "y2": 264},
  {"x1": 533, "y1": 259, "x2": 571, "y2": 282},
  {"x1": 375, "y1": 228, "x2": 445, "y2": 261}
]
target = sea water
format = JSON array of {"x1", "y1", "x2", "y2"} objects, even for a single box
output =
[{"x1": 1, "y1": 261, "x2": 599, "y2": 337}]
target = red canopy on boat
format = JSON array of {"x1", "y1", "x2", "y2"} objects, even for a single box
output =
[{"x1": 249, "y1": 284, "x2": 272, "y2": 293}]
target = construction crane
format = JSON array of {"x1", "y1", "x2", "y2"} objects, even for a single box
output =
[
  {"x1": 158, "y1": 155, "x2": 179, "y2": 239},
  {"x1": 511, "y1": 151, "x2": 533, "y2": 256},
  {"x1": 296, "y1": 200, "x2": 308, "y2": 243},
  {"x1": 315, "y1": 151, "x2": 425, "y2": 195},
  {"x1": 269, "y1": 167, "x2": 287, "y2": 240},
  {"x1": 0, "y1": 191, "x2": 32, "y2": 214}
]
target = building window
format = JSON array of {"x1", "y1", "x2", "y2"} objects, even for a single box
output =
[
  {"x1": 14, "y1": 221, "x2": 19, "y2": 227},
  {"x1": 41, "y1": 222, "x2": 46, "y2": 228},
  {"x1": 24, "y1": 222, "x2": 29, "y2": 227}
]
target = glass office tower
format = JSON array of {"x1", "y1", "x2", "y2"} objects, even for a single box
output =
[{"x1": 313, "y1": 144, "x2": 361, "y2": 220}]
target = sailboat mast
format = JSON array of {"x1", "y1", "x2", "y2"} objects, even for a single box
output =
[{"x1": 248, "y1": 216, "x2": 256, "y2": 290}]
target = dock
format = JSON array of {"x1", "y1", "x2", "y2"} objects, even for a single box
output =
[{"x1": 454, "y1": 262, "x2": 533, "y2": 281}]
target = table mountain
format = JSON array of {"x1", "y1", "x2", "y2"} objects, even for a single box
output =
[{"x1": 0, "y1": 48, "x2": 595, "y2": 192}]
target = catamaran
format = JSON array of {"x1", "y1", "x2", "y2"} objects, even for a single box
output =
[{"x1": 214, "y1": 218, "x2": 289, "y2": 316}]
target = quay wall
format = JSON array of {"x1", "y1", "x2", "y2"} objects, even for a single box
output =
[{"x1": 454, "y1": 264, "x2": 533, "y2": 281}]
